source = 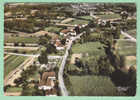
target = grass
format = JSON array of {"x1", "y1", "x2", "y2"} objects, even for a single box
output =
[
  {"x1": 5, "y1": 48, "x2": 38, "y2": 54},
  {"x1": 4, "y1": 36, "x2": 38, "y2": 43},
  {"x1": 72, "y1": 42, "x2": 105, "y2": 56},
  {"x1": 6, "y1": 87, "x2": 22, "y2": 92},
  {"x1": 117, "y1": 40, "x2": 136, "y2": 56},
  {"x1": 97, "y1": 14, "x2": 120, "y2": 20},
  {"x1": 125, "y1": 58, "x2": 136, "y2": 67},
  {"x1": 67, "y1": 19, "x2": 89, "y2": 25},
  {"x1": 127, "y1": 29, "x2": 136, "y2": 38},
  {"x1": 79, "y1": 16, "x2": 93, "y2": 20},
  {"x1": 67, "y1": 75, "x2": 121, "y2": 96},
  {"x1": 118, "y1": 47, "x2": 136, "y2": 56},
  {"x1": 44, "y1": 26, "x2": 63, "y2": 33},
  {"x1": 4, "y1": 55, "x2": 27, "y2": 77}
]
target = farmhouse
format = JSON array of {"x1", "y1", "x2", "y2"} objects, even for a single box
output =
[
  {"x1": 60, "y1": 29, "x2": 76, "y2": 36},
  {"x1": 38, "y1": 71, "x2": 56, "y2": 92}
]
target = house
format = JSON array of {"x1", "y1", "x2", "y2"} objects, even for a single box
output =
[
  {"x1": 60, "y1": 29, "x2": 70, "y2": 36},
  {"x1": 45, "y1": 88, "x2": 57, "y2": 96},
  {"x1": 40, "y1": 62, "x2": 57, "y2": 71},
  {"x1": 38, "y1": 71, "x2": 56, "y2": 91},
  {"x1": 60, "y1": 29, "x2": 76, "y2": 36},
  {"x1": 4, "y1": 12, "x2": 12, "y2": 18},
  {"x1": 30, "y1": 10, "x2": 39, "y2": 16}
]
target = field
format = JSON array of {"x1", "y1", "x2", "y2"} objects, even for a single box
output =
[
  {"x1": 72, "y1": 42, "x2": 105, "y2": 56},
  {"x1": 5, "y1": 48, "x2": 38, "y2": 54},
  {"x1": 97, "y1": 14, "x2": 120, "y2": 20},
  {"x1": 44, "y1": 26, "x2": 63, "y2": 33},
  {"x1": 6, "y1": 87, "x2": 22, "y2": 92},
  {"x1": 67, "y1": 19, "x2": 89, "y2": 25},
  {"x1": 4, "y1": 36, "x2": 38, "y2": 43},
  {"x1": 127, "y1": 29, "x2": 136, "y2": 38},
  {"x1": 79, "y1": 16, "x2": 93, "y2": 20},
  {"x1": 117, "y1": 40, "x2": 136, "y2": 56},
  {"x1": 67, "y1": 75, "x2": 121, "y2": 96},
  {"x1": 4, "y1": 55, "x2": 27, "y2": 77}
]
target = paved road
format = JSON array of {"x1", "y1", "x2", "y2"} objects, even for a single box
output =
[
  {"x1": 121, "y1": 31, "x2": 136, "y2": 42},
  {"x1": 4, "y1": 52, "x2": 62, "y2": 59},
  {"x1": 58, "y1": 32, "x2": 84, "y2": 96}
]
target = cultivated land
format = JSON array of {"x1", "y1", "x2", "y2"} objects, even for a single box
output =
[
  {"x1": 97, "y1": 13, "x2": 121, "y2": 20},
  {"x1": 4, "y1": 3, "x2": 136, "y2": 96},
  {"x1": 68, "y1": 75, "x2": 121, "y2": 96},
  {"x1": 4, "y1": 36, "x2": 39, "y2": 43},
  {"x1": 4, "y1": 55, "x2": 27, "y2": 77}
]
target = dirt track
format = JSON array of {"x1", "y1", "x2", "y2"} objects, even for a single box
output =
[
  {"x1": 4, "y1": 57, "x2": 35, "y2": 86},
  {"x1": 4, "y1": 92, "x2": 21, "y2": 96}
]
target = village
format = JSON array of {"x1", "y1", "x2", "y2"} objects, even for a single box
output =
[{"x1": 4, "y1": 3, "x2": 136, "y2": 96}]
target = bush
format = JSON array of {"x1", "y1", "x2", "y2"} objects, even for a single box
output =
[
  {"x1": 21, "y1": 42, "x2": 26, "y2": 47},
  {"x1": 14, "y1": 42, "x2": 19, "y2": 46},
  {"x1": 13, "y1": 49, "x2": 18, "y2": 53}
]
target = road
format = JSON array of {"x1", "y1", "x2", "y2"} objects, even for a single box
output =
[
  {"x1": 4, "y1": 46, "x2": 39, "y2": 50},
  {"x1": 121, "y1": 31, "x2": 136, "y2": 42},
  {"x1": 4, "y1": 52, "x2": 62, "y2": 59},
  {"x1": 58, "y1": 32, "x2": 84, "y2": 96},
  {"x1": 4, "y1": 57, "x2": 34, "y2": 86},
  {"x1": 5, "y1": 43, "x2": 38, "y2": 47}
]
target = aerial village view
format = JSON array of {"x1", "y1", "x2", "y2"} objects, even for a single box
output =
[{"x1": 4, "y1": 3, "x2": 136, "y2": 96}]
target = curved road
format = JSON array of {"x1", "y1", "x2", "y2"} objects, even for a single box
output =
[{"x1": 121, "y1": 31, "x2": 136, "y2": 42}]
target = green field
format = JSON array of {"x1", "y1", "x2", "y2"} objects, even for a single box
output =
[
  {"x1": 79, "y1": 16, "x2": 93, "y2": 20},
  {"x1": 5, "y1": 36, "x2": 38, "y2": 43},
  {"x1": 6, "y1": 87, "x2": 22, "y2": 92},
  {"x1": 4, "y1": 55, "x2": 27, "y2": 77},
  {"x1": 97, "y1": 14, "x2": 120, "y2": 20},
  {"x1": 67, "y1": 19, "x2": 89, "y2": 25},
  {"x1": 44, "y1": 26, "x2": 63, "y2": 33},
  {"x1": 117, "y1": 40, "x2": 136, "y2": 56},
  {"x1": 5, "y1": 48, "x2": 38, "y2": 54},
  {"x1": 72, "y1": 42, "x2": 105, "y2": 56},
  {"x1": 127, "y1": 29, "x2": 136, "y2": 38},
  {"x1": 67, "y1": 75, "x2": 122, "y2": 96}
]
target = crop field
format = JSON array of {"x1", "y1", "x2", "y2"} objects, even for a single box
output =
[
  {"x1": 44, "y1": 26, "x2": 63, "y2": 33},
  {"x1": 117, "y1": 40, "x2": 136, "y2": 56},
  {"x1": 127, "y1": 29, "x2": 136, "y2": 38},
  {"x1": 78, "y1": 16, "x2": 93, "y2": 20},
  {"x1": 4, "y1": 55, "x2": 27, "y2": 77},
  {"x1": 67, "y1": 75, "x2": 120, "y2": 96},
  {"x1": 4, "y1": 36, "x2": 39, "y2": 43},
  {"x1": 6, "y1": 87, "x2": 22, "y2": 92},
  {"x1": 67, "y1": 19, "x2": 89, "y2": 25},
  {"x1": 5, "y1": 48, "x2": 38, "y2": 54},
  {"x1": 72, "y1": 42, "x2": 105, "y2": 56},
  {"x1": 97, "y1": 14, "x2": 120, "y2": 20}
]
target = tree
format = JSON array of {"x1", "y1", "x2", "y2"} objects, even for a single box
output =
[
  {"x1": 14, "y1": 77, "x2": 25, "y2": 86},
  {"x1": 46, "y1": 43, "x2": 57, "y2": 54},
  {"x1": 38, "y1": 35, "x2": 51, "y2": 45},
  {"x1": 38, "y1": 50, "x2": 48, "y2": 64},
  {"x1": 21, "y1": 42, "x2": 25, "y2": 47},
  {"x1": 61, "y1": 38, "x2": 66, "y2": 45},
  {"x1": 126, "y1": 66, "x2": 136, "y2": 96},
  {"x1": 14, "y1": 42, "x2": 19, "y2": 46}
]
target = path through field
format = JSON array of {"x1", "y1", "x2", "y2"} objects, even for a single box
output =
[
  {"x1": 70, "y1": 53, "x2": 82, "y2": 64},
  {"x1": 4, "y1": 57, "x2": 35, "y2": 86}
]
